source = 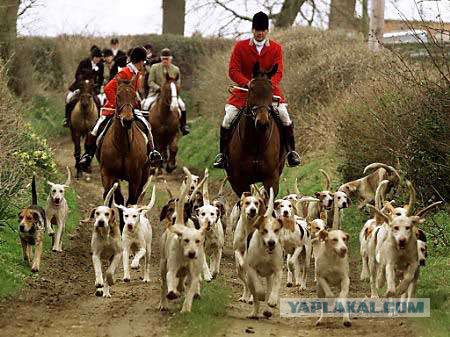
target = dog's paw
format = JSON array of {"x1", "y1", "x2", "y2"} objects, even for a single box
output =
[
  {"x1": 166, "y1": 290, "x2": 180, "y2": 300},
  {"x1": 315, "y1": 319, "x2": 322, "y2": 327},
  {"x1": 123, "y1": 277, "x2": 131, "y2": 283},
  {"x1": 247, "y1": 314, "x2": 259, "y2": 320},
  {"x1": 267, "y1": 297, "x2": 278, "y2": 308},
  {"x1": 143, "y1": 277, "x2": 150, "y2": 283},
  {"x1": 263, "y1": 310, "x2": 272, "y2": 318},
  {"x1": 194, "y1": 293, "x2": 201, "y2": 300},
  {"x1": 385, "y1": 290, "x2": 395, "y2": 298},
  {"x1": 103, "y1": 291, "x2": 111, "y2": 298},
  {"x1": 204, "y1": 274, "x2": 213, "y2": 282},
  {"x1": 31, "y1": 265, "x2": 39, "y2": 273},
  {"x1": 95, "y1": 289, "x2": 103, "y2": 297},
  {"x1": 130, "y1": 261, "x2": 140, "y2": 269},
  {"x1": 286, "y1": 282, "x2": 293, "y2": 288},
  {"x1": 370, "y1": 294, "x2": 379, "y2": 299},
  {"x1": 159, "y1": 304, "x2": 169, "y2": 312},
  {"x1": 343, "y1": 320, "x2": 352, "y2": 327}
]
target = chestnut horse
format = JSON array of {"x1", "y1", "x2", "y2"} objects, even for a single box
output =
[
  {"x1": 70, "y1": 79, "x2": 98, "y2": 178},
  {"x1": 225, "y1": 63, "x2": 286, "y2": 196},
  {"x1": 148, "y1": 73, "x2": 180, "y2": 173},
  {"x1": 97, "y1": 76, "x2": 150, "y2": 230}
]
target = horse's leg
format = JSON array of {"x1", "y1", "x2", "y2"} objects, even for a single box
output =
[
  {"x1": 127, "y1": 172, "x2": 143, "y2": 206},
  {"x1": 71, "y1": 129, "x2": 82, "y2": 179},
  {"x1": 166, "y1": 138, "x2": 178, "y2": 174},
  {"x1": 263, "y1": 175, "x2": 280, "y2": 197}
]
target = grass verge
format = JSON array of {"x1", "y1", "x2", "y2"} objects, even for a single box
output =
[
  {"x1": 168, "y1": 278, "x2": 231, "y2": 337},
  {"x1": 0, "y1": 182, "x2": 80, "y2": 298}
]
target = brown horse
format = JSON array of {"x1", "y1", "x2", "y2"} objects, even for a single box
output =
[
  {"x1": 97, "y1": 76, "x2": 150, "y2": 230},
  {"x1": 148, "y1": 73, "x2": 180, "y2": 173},
  {"x1": 225, "y1": 63, "x2": 286, "y2": 196},
  {"x1": 70, "y1": 79, "x2": 98, "y2": 178}
]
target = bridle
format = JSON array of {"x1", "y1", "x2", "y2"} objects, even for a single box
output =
[{"x1": 115, "y1": 84, "x2": 135, "y2": 128}]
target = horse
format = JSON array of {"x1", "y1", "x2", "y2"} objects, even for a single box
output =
[
  {"x1": 225, "y1": 62, "x2": 286, "y2": 197},
  {"x1": 70, "y1": 79, "x2": 98, "y2": 178},
  {"x1": 97, "y1": 76, "x2": 150, "y2": 230},
  {"x1": 148, "y1": 73, "x2": 181, "y2": 173}
]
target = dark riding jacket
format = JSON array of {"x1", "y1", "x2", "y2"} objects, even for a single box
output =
[{"x1": 69, "y1": 57, "x2": 104, "y2": 94}]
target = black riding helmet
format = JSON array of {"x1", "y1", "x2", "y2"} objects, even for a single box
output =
[
  {"x1": 130, "y1": 47, "x2": 147, "y2": 63},
  {"x1": 91, "y1": 47, "x2": 103, "y2": 58},
  {"x1": 102, "y1": 48, "x2": 113, "y2": 57},
  {"x1": 252, "y1": 11, "x2": 269, "y2": 31}
]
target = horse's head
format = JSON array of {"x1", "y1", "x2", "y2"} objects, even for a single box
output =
[
  {"x1": 79, "y1": 78, "x2": 94, "y2": 110},
  {"x1": 161, "y1": 72, "x2": 181, "y2": 114},
  {"x1": 116, "y1": 76, "x2": 137, "y2": 129},
  {"x1": 247, "y1": 62, "x2": 278, "y2": 130}
]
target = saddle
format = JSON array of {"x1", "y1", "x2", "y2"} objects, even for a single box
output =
[
  {"x1": 96, "y1": 112, "x2": 150, "y2": 148},
  {"x1": 230, "y1": 105, "x2": 283, "y2": 132}
]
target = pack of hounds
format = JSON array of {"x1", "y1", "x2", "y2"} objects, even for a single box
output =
[{"x1": 18, "y1": 163, "x2": 442, "y2": 326}]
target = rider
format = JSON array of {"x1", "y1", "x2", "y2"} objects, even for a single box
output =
[
  {"x1": 110, "y1": 38, "x2": 127, "y2": 79},
  {"x1": 63, "y1": 47, "x2": 103, "y2": 127},
  {"x1": 78, "y1": 46, "x2": 162, "y2": 171},
  {"x1": 213, "y1": 11, "x2": 301, "y2": 168},
  {"x1": 143, "y1": 48, "x2": 190, "y2": 136}
]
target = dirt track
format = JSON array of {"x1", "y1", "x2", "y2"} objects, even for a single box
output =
[{"x1": 0, "y1": 136, "x2": 415, "y2": 337}]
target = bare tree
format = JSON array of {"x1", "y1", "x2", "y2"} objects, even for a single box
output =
[
  {"x1": 0, "y1": 0, "x2": 20, "y2": 62},
  {"x1": 189, "y1": 0, "x2": 310, "y2": 35},
  {"x1": 163, "y1": 0, "x2": 186, "y2": 35},
  {"x1": 328, "y1": 0, "x2": 357, "y2": 31},
  {"x1": 368, "y1": 0, "x2": 385, "y2": 51},
  {"x1": 0, "y1": 0, "x2": 38, "y2": 62}
]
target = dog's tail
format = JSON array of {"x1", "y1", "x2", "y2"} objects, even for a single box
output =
[
  {"x1": 137, "y1": 175, "x2": 153, "y2": 205},
  {"x1": 416, "y1": 201, "x2": 443, "y2": 218},
  {"x1": 363, "y1": 162, "x2": 401, "y2": 183},
  {"x1": 375, "y1": 180, "x2": 390, "y2": 210},
  {"x1": 319, "y1": 169, "x2": 331, "y2": 191},
  {"x1": 405, "y1": 180, "x2": 416, "y2": 216},
  {"x1": 218, "y1": 176, "x2": 227, "y2": 196},
  {"x1": 31, "y1": 175, "x2": 37, "y2": 205}
]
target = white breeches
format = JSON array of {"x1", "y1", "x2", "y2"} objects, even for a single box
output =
[
  {"x1": 90, "y1": 112, "x2": 150, "y2": 137},
  {"x1": 221, "y1": 103, "x2": 291, "y2": 128},
  {"x1": 141, "y1": 94, "x2": 186, "y2": 112}
]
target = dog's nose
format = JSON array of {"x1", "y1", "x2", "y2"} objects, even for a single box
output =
[
  {"x1": 342, "y1": 202, "x2": 348, "y2": 208},
  {"x1": 188, "y1": 251, "x2": 196, "y2": 259},
  {"x1": 268, "y1": 240, "x2": 275, "y2": 247},
  {"x1": 19, "y1": 224, "x2": 25, "y2": 232},
  {"x1": 54, "y1": 198, "x2": 60, "y2": 203},
  {"x1": 283, "y1": 210, "x2": 289, "y2": 217},
  {"x1": 249, "y1": 208, "x2": 256, "y2": 216},
  {"x1": 340, "y1": 247, "x2": 347, "y2": 256},
  {"x1": 127, "y1": 224, "x2": 133, "y2": 231},
  {"x1": 97, "y1": 220, "x2": 105, "y2": 227},
  {"x1": 398, "y1": 238, "x2": 406, "y2": 247}
]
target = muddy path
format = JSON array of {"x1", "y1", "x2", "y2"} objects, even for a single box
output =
[{"x1": 0, "y1": 136, "x2": 415, "y2": 337}]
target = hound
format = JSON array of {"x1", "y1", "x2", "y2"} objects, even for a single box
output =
[
  {"x1": 197, "y1": 170, "x2": 225, "y2": 279},
  {"x1": 18, "y1": 176, "x2": 47, "y2": 273},
  {"x1": 244, "y1": 188, "x2": 284, "y2": 319},
  {"x1": 159, "y1": 167, "x2": 208, "y2": 313},
  {"x1": 314, "y1": 229, "x2": 351, "y2": 327},
  {"x1": 367, "y1": 202, "x2": 437, "y2": 299},
  {"x1": 233, "y1": 190, "x2": 266, "y2": 302},
  {"x1": 274, "y1": 199, "x2": 311, "y2": 289},
  {"x1": 212, "y1": 176, "x2": 229, "y2": 237},
  {"x1": 338, "y1": 162, "x2": 401, "y2": 209},
  {"x1": 309, "y1": 218, "x2": 326, "y2": 282},
  {"x1": 90, "y1": 184, "x2": 122, "y2": 298},
  {"x1": 115, "y1": 179, "x2": 156, "y2": 283},
  {"x1": 46, "y1": 167, "x2": 71, "y2": 252}
]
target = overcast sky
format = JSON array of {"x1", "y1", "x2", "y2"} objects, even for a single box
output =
[{"x1": 17, "y1": 0, "x2": 450, "y2": 37}]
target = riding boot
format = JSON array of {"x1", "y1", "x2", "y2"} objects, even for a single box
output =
[
  {"x1": 79, "y1": 134, "x2": 97, "y2": 172},
  {"x1": 179, "y1": 110, "x2": 190, "y2": 136},
  {"x1": 146, "y1": 129, "x2": 163, "y2": 167},
  {"x1": 63, "y1": 101, "x2": 77, "y2": 127},
  {"x1": 282, "y1": 124, "x2": 301, "y2": 167},
  {"x1": 93, "y1": 94, "x2": 101, "y2": 113},
  {"x1": 213, "y1": 126, "x2": 232, "y2": 169}
]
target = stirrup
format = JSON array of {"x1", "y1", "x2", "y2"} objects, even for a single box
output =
[
  {"x1": 63, "y1": 118, "x2": 70, "y2": 128},
  {"x1": 180, "y1": 125, "x2": 190, "y2": 136},
  {"x1": 213, "y1": 153, "x2": 226, "y2": 169},
  {"x1": 286, "y1": 151, "x2": 301, "y2": 167},
  {"x1": 79, "y1": 154, "x2": 93, "y2": 171}
]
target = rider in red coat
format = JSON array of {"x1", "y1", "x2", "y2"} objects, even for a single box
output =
[
  {"x1": 213, "y1": 12, "x2": 301, "y2": 168},
  {"x1": 78, "y1": 47, "x2": 162, "y2": 171}
]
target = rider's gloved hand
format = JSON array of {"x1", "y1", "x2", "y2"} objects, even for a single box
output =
[{"x1": 149, "y1": 150, "x2": 163, "y2": 167}]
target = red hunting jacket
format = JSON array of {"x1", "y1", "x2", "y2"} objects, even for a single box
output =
[
  {"x1": 227, "y1": 38, "x2": 285, "y2": 108},
  {"x1": 101, "y1": 64, "x2": 141, "y2": 116}
]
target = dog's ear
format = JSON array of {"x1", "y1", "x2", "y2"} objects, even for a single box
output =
[
  {"x1": 274, "y1": 200, "x2": 281, "y2": 210},
  {"x1": 344, "y1": 232, "x2": 350, "y2": 242},
  {"x1": 160, "y1": 204, "x2": 169, "y2": 221},
  {"x1": 318, "y1": 229, "x2": 328, "y2": 241},
  {"x1": 364, "y1": 226, "x2": 373, "y2": 240},
  {"x1": 90, "y1": 208, "x2": 96, "y2": 219},
  {"x1": 241, "y1": 191, "x2": 251, "y2": 200},
  {"x1": 109, "y1": 208, "x2": 116, "y2": 224},
  {"x1": 47, "y1": 181, "x2": 55, "y2": 187},
  {"x1": 170, "y1": 224, "x2": 185, "y2": 237},
  {"x1": 214, "y1": 201, "x2": 225, "y2": 218},
  {"x1": 347, "y1": 196, "x2": 352, "y2": 207},
  {"x1": 277, "y1": 218, "x2": 284, "y2": 229},
  {"x1": 415, "y1": 228, "x2": 427, "y2": 242},
  {"x1": 314, "y1": 192, "x2": 322, "y2": 199},
  {"x1": 410, "y1": 216, "x2": 425, "y2": 226}
]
